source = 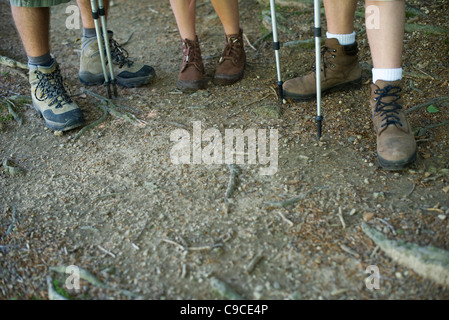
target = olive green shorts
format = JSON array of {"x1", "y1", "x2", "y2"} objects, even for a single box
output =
[{"x1": 10, "y1": 0, "x2": 71, "y2": 7}]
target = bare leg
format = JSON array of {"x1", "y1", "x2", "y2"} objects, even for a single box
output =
[
  {"x1": 210, "y1": 0, "x2": 240, "y2": 35},
  {"x1": 170, "y1": 0, "x2": 197, "y2": 40},
  {"x1": 323, "y1": 0, "x2": 358, "y2": 34},
  {"x1": 77, "y1": 0, "x2": 110, "y2": 29},
  {"x1": 10, "y1": 6, "x2": 50, "y2": 58},
  {"x1": 366, "y1": 0, "x2": 404, "y2": 69}
]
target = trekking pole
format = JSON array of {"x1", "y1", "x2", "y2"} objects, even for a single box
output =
[
  {"x1": 269, "y1": 0, "x2": 284, "y2": 103},
  {"x1": 98, "y1": 0, "x2": 118, "y2": 97},
  {"x1": 89, "y1": 0, "x2": 114, "y2": 98},
  {"x1": 314, "y1": 0, "x2": 323, "y2": 139}
]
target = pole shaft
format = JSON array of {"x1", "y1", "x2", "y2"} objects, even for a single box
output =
[
  {"x1": 90, "y1": 0, "x2": 111, "y2": 97},
  {"x1": 270, "y1": 0, "x2": 284, "y2": 102},
  {"x1": 314, "y1": 0, "x2": 322, "y2": 117},
  {"x1": 98, "y1": 0, "x2": 116, "y2": 85}
]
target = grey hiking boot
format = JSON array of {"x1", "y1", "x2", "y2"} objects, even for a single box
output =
[
  {"x1": 30, "y1": 60, "x2": 85, "y2": 132},
  {"x1": 79, "y1": 31, "x2": 155, "y2": 88},
  {"x1": 371, "y1": 80, "x2": 417, "y2": 170}
]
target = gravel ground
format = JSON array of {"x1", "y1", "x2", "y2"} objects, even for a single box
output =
[{"x1": 0, "y1": 0, "x2": 448, "y2": 300}]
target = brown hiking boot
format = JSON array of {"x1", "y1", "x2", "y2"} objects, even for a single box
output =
[
  {"x1": 371, "y1": 80, "x2": 417, "y2": 170},
  {"x1": 177, "y1": 36, "x2": 205, "y2": 92},
  {"x1": 283, "y1": 38, "x2": 362, "y2": 101},
  {"x1": 214, "y1": 28, "x2": 246, "y2": 85}
]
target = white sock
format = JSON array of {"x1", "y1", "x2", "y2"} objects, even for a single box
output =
[
  {"x1": 326, "y1": 32, "x2": 356, "y2": 46},
  {"x1": 372, "y1": 68, "x2": 403, "y2": 83}
]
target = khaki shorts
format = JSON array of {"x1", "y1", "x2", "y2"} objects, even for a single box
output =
[{"x1": 10, "y1": 0, "x2": 71, "y2": 7}]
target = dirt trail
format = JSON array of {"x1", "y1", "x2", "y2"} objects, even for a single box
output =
[{"x1": 1, "y1": 0, "x2": 448, "y2": 300}]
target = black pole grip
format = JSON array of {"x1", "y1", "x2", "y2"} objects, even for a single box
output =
[
  {"x1": 277, "y1": 81, "x2": 284, "y2": 103},
  {"x1": 316, "y1": 115, "x2": 323, "y2": 139}
]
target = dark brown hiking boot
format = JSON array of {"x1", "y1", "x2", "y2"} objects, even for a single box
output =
[
  {"x1": 177, "y1": 36, "x2": 205, "y2": 92},
  {"x1": 214, "y1": 29, "x2": 246, "y2": 85},
  {"x1": 283, "y1": 38, "x2": 362, "y2": 101},
  {"x1": 371, "y1": 80, "x2": 417, "y2": 170}
]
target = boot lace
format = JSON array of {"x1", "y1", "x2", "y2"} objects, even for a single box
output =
[
  {"x1": 110, "y1": 38, "x2": 134, "y2": 69},
  {"x1": 373, "y1": 85, "x2": 403, "y2": 128},
  {"x1": 182, "y1": 41, "x2": 202, "y2": 71},
  {"x1": 316, "y1": 45, "x2": 336, "y2": 78},
  {"x1": 34, "y1": 65, "x2": 72, "y2": 108},
  {"x1": 219, "y1": 36, "x2": 241, "y2": 65}
]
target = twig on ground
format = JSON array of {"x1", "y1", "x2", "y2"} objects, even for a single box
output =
[
  {"x1": 243, "y1": 33, "x2": 257, "y2": 51},
  {"x1": 0, "y1": 97, "x2": 23, "y2": 126},
  {"x1": 340, "y1": 244, "x2": 360, "y2": 258},
  {"x1": 73, "y1": 108, "x2": 108, "y2": 141},
  {"x1": 406, "y1": 96, "x2": 449, "y2": 114},
  {"x1": 97, "y1": 245, "x2": 116, "y2": 258},
  {"x1": 337, "y1": 207, "x2": 346, "y2": 229},
  {"x1": 246, "y1": 251, "x2": 264, "y2": 274},
  {"x1": 119, "y1": 31, "x2": 135, "y2": 46},
  {"x1": 0, "y1": 55, "x2": 28, "y2": 70},
  {"x1": 81, "y1": 87, "x2": 147, "y2": 127},
  {"x1": 375, "y1": 218, "x2": 397, "y2": 236},
  {"x1": 162, "y1": 238, "x2": 185, "y2": 250},
  {"x1": 224, "y1": 164, "x2": 240, "y2": 213},
  {"x1": 226, "y1": 93, "x2": 273, "y2": 119},
  {"x1": 252, "y1": 31, "x2": 272, "y2": 47},
  {"x1": 416, "y1": 120, "x2": 449, "y2": 136},
  {"x1": 370, "y1": 245, "x2": 380, "y2": 259},
  {"x1": 277, "y1": 212, "x2": 294, "y2": 227},
  {"x1": 3, "y1": 206, "x2": 17, "y2": 239},
  {"x1": 405, "y1": 183, "x2": 416, "y2": 198},
  {"x1": 264, "y1": 189, "x2": 314, "y2": 208}
]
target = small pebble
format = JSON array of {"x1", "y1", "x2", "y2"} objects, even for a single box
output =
[{"x1": 363, "y1": 212, "x2": 375, "y2": 221}]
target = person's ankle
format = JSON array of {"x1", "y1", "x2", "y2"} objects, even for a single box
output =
[
  {"x1": 83, "y1": 27, "x2": 97, "y2": 38},
  {"x1": 28, "y1": 53, "x2": 53, "y2": 67}
]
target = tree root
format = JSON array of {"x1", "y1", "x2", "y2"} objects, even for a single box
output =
[
  {"x1": 362, "y1": 223, "x2": 449, "y2": 289},
  {"x1": 77, "y1": 88, "x2": 147, "y2": 139},
  {"x1": 0, "y1": 55, "x2": 28, "y2": 70}
]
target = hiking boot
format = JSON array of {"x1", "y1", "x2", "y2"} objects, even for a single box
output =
[
  {"x1": 30, "y1": 60, "x2": 85, "y2": 132},
  {"x1": 214, "y1": 28, "x2": 246, "y2": 85},
  {"x1": 79, "y1": 31, "x2": 155, "y2": 88},
  {"x1": 371, "y1": 80, "x2": 417, "y2": 170},
  {"x1": 177, "y1": 36, "x2": 205, "y2": 92},
  {"x1": 283, "y1": 38, "x2": 362, "y2": 101}
]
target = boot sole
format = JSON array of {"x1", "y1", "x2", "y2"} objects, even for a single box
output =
[
  {"x1": 214, "y1": 63, "x2": 245, "y2": 86},
  {"x1": 79, "y1": 70, "x2": 156, "y2": 88},
  {"x1": 377, "y1": 151, "x2": 417, "y2": 171},
  {"x1": 32, "y1": 101, "x2": 85, "y2": 132},
  {"x1": 284, "y1": 77, "x2": 363, "y2": 101},
  {"x1": 177, "y1": 79, "x2": 206, "y2": 93},
  {"x1": 213, "y1": 71, "x2": 244, "y2": 86}
]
